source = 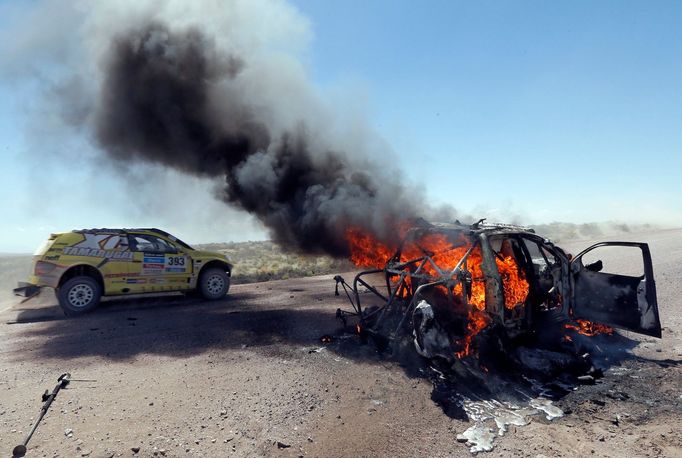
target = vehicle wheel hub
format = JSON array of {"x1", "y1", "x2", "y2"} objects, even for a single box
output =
[
  {"x1": 206, "y1": 275, "x2": 225, "y2": 295},
  {"x1": 68, "y1": 284, "x2": 94, "y2": 308}
]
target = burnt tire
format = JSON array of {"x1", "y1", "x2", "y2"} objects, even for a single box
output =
[
  {"x1": 57, "y1": 276, "x2": 102, "y2": 316},
  {"x1": 198, "y1": 268, "x2": 230, "y2": 300}
]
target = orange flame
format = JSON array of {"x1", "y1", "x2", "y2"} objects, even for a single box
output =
[
  {"x1": 347, "y1": 228, "x2": 396, "y2": 268},
  {"x1": 455, "y1": 310, "x2": 491, "y2": 358},
  {"x1": 495, "y1": 255, "x2": 529, "y2": 309},
  {"x1": 565, "y1": 319, "x2": 614, "y2": 336},
  {"x1": 346, "y1": 226, "x2": 530, "y2": 358}
]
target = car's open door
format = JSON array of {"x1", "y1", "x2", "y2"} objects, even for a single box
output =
[{"x1": 571, "y1": 242, "x2": 661, "y2": 338}]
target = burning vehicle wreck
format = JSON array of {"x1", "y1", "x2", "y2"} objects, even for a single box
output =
[
  {"x1": 335, "y1": 219, "x2": 661, "y2": 363},
  {"x1": 334, "y1": 219, "x2": 663, "y2": 452}
]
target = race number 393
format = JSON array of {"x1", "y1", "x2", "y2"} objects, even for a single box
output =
[{"x1": 167, "y1": 256, "x2": 186, "y2": 267}]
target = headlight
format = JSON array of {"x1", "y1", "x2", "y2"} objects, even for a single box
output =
[{"x1": 34, "y1": 261, "x2": 57, "y2": 276}]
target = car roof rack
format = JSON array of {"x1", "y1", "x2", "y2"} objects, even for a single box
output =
[
  {"x1": 125, "y1": 228, "x2": 172, "y2": 237},
  {"x1": 474, "y1": 221, "x2": 536, "y2": 233},
  {"x1": 74, "y1": 228, "x2": 126, "y2": 234},
  {"x1": 74, "y1": 228, "x2": 171, "y2": 236}
]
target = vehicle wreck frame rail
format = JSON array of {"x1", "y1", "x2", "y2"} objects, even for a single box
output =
[
  {"x1": 334, "y1": 219, "x2": 662, "y2": 346},
  {"x1": 335, "y1": 221, "x2": 494, "y2": 340}
]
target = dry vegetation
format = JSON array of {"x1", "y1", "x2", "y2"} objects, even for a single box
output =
[
  {"x1": 0, "y1": 222, "x2": 661, "y2": 303},
  {"x1": 196, "y1": 241, "x2": 354, "y2": 284}
]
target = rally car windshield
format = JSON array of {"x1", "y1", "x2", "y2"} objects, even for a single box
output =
[{"x1": 170, "y1": 236, "x2": 194, "y2": 251}]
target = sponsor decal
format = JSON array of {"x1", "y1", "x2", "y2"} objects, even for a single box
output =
[
  {"x1": 166, "y1": 267, "x2": 186, "y2": 273},
  {"x1": 75, "y1": 233, "x2": 128, "y2": 250},
  {"x1": 142, "y1": 266, "x2": 163, "y2": 275},
  {"x1": 63, "y1": 234, "x2": 132, "y2": 260},
  {"x1": 63, "y1": 246, "x2": 133, "y2": 260},
  {"x1": 143, "y1": 255, "x2": 165, "y2": 263},
  {"x1": 142, "y1": 255, "x2": 165, "y2": 275},
  {"x1": 104, "y1": 273, "x2": 129, "y2": 278},
  {"x1": 165, "y1": 255, "x2": 187, "y2": 273},
  {"x1": 126, "y1": 278, "x2": 147, "y2": 284},
  {"x1": 44, "y1": 255, "x2": 61, "y2": 261},
  {"x1": 132, "y1": 254, "x2": 190, "y2": 275}
]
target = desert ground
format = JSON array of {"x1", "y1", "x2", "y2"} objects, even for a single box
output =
[{"x1": 0, "y1": 228, "x2": 680, "y2": 457}]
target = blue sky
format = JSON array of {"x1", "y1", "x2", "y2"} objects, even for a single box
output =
[
  {"x1": 290, "y1": 0, "x2": 682, "y2": 221},
  {"x1": 1, "y1": 1, "x2": 681, "y2": 251}
]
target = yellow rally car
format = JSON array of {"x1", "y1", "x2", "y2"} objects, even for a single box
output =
[{"x1": 14, "y1": 228, "x2": 232, "y2": 315}]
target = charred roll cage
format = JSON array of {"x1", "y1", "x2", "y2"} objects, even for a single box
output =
[
  {"x1": 334, "y1": 220, "x2": 661, "y2": 354},
  {"x1": 335, "y1": 221, "x2": 552, "y2": 344}
]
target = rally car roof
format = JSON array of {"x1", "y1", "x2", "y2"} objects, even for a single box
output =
[{"x1": 74, "y1": 228, "x2": 172, "y2": 236}]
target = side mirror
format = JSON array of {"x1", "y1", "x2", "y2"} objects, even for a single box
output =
[{"x1": 585, "y1": 260, "x2": 603, "y2": 273}]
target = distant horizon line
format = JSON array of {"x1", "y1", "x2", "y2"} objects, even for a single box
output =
[{"x1": 2, "y1": 222, "x2": 680, "y2": 255}]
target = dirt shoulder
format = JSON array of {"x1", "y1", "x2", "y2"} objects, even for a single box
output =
[{"x1": 0, "y1": 229, "x2": 680, "y2": 457}]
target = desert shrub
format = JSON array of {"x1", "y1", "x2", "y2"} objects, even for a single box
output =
[{"x1": 195, "y1": 240, "x2": 354, "y2": 284}]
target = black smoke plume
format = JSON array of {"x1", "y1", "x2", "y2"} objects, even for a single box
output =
[{"x1": 93, "y1": 22, "x2": 426, "y2": 256}]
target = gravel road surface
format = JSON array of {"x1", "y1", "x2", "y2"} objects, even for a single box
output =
[{"x1": 1, "y1": 229, "x2": 680, "y2": 457}]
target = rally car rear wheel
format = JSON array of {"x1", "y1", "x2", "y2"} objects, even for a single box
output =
[
  {"x1": 58, "y1": 276, "x2": 102, "y2": 316},
  {"x1": 198, "y1": 268, "x2": 230, "y2": 300}
]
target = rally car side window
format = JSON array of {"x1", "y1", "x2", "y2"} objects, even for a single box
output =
[
  {"x1": 129, "y1": 235, "x2": 177, "y2": 253},
  {"x1": 154, "y1": 237, "x2": 177, "y2": 253}
]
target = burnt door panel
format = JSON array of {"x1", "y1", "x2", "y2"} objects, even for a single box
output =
[{"x1": 571, "y1": 242, "x2": 661, "y2": 338}]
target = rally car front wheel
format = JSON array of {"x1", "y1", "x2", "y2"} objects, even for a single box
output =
[
  {"x1": 198, "y1": 268, "x2": 230, "y2": 300},
  {"x1": 57, "y1": 276, "x2": 102, "y2": 316}
]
